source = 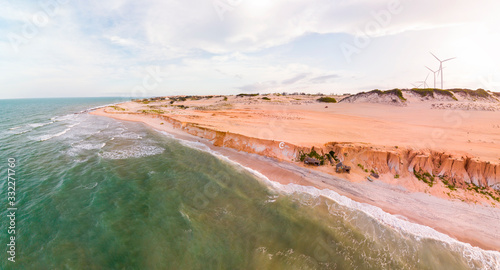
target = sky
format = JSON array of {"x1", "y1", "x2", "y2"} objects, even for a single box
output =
[{"x1": 1, "y1": 0, "x2": 500, "y2": 99}]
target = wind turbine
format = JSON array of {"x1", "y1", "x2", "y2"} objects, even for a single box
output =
[
  {"x1": 425, "y1": 66, "x2": 439, "y2": 89},
  {"x1": 417, "y1": 74, "x2": 430, "y2": 89},
  {"x1": 430, "y1": 52, "x2": 456, "y2": 89}
]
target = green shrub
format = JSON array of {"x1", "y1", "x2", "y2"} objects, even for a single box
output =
[
  {"x1": 394, "y1": 174, "x2": 400, "y2": 179},
  {"x1": 317, "y1": 97, "x2": 337, "y2": 103},
  {"x1": 414, "y1": 170, "x2": 435, "y2": 187},
  {"x1": 109, "y1": 106, "x2": 125, "y2": 111},
  {"x1": 262, "y1": 97, "x2": 271, "y2": 100},
  {"x1": 440, "y1": 176, "x2": 456, "y2": 191},
  {"x1": 298, "y1": 147, "x2": 325, "y2": 165},
  {"x1": 237, "y1": 93, "x2": 259, "y2": 97},
  {"x1": 467, "y1": 183, "x2": 500, "y2": 202},
  {"x1": 141, "y1": 109, "x2": 164, "y2": 114}
]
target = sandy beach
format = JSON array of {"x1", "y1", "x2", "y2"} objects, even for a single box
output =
[{"x1": 90, "y1": 92, "x2": 500, "y2": 252}]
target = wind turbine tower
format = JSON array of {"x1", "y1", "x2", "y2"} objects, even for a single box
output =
[
  {"x1": 430, "y1": 52, "x2": 456, "y2": 89},
  {"x1": 425, "y1": 66, "x2": 439, "y2": 89},
  {"x1": 418, "y1": 74, "x2": 430, "y2": 88}
]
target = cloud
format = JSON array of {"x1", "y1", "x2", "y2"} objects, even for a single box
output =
[
  {"x1": 282, "y1": 73, "x2": 310, "y2": 85},
  {"x1": 0, "y1": 0, "x2": 499, "y2": 98},
  {"x1": 238, "y1": 81, "x2": 278, "y2": 92},
  {"x1": 309, "y1": 74, "x2": 339, "y2": 84}
]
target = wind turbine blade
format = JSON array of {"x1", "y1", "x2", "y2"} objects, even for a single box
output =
[
  {"x1": 430, "y1": 52, "x2": 441, "y2": 62},
  {"x1": 425, "y1": 66, "x2": 435, "y2": 72},
  {"x1": 443, "y1": 57, "x2": 456, "y2": 62}
]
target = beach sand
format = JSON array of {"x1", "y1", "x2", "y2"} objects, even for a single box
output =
[{"x1": 91, "y1": 100, "x2": 500, "y2": 252}]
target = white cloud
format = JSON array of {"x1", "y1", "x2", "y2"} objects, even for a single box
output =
[{"x1": 0, "y1": 0, "x2": 499, "y2": 98}]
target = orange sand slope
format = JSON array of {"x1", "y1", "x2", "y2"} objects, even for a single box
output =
[{"x1": 112, "y1": 95, "x2": 500, "y2": 162}]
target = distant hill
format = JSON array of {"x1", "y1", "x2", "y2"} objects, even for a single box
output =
[{"x1": 339, "y1": 89, "x2": 407, "y2": 106}]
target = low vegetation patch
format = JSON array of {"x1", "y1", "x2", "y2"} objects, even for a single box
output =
[
  {"x1": 109, "y1": 106, "x2": 125, "y2": 111},
  {"x1": 317, "y1": 97, "x2": 337, "y2": 103},
  {"x1": 394, "y1": 174, "x2": 400, "y2": 179},
  {"x1": 439, "y1": 176, "x2": 457, "y2": 191},
  {"x1": 410, "y1": 89, "x2": 457, "y2": 100},
  {"x1": 450, "y1": 88, "x2": 491, "y2": 99},
  {"x1": 170, "y1": 96, "x2": 187, "y2": 102},
  {"x1": 299, "y1": 147, "x2": 325, "y2": 165},
  {"x1": 413, "y1": 170, "x2": 435, "y2": 187},
  {"x1": 467, "y1": 183, "x2": 500, "y2": 202},
  {"x1": 133, "y1": 97, "x2": 167, "y2": 103},
  {"x1": 262, "y1": 97, "x2": 271, "y2": 100},
  {"x1": 237, "y1": 93, "x2": 259, "y2": 97},
  {"x1": 140, "y1": 109, "x2": 165, "y2": 114},
  {"x1": 357, "y1": 164, "x2": 368, "y2": 172},
  {"x1": 368, "y1": 89, "x2": 407, "y2": 102},
  {"x1": 194, "y1": 103, "x2": 233, "y2": 111}
]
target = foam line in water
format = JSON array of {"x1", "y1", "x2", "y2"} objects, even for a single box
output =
[
  {"x1": 80, "y1": 101, "x2": 125, "y2": 114},
  {"x1": 28, "y1": 121, "x2": 54, "y2": 128},
  {"x1": 154, "y1": 128, "x2": 500, "y2": 268},
  {"x1": 39, "y1": 127, "x2": 71, "y2": 141}
]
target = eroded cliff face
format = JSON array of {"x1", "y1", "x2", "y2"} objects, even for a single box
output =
[
  {"x1": 143, "y1": 113, "x2": 500, "y2": 190},
  {"x1": 307, "y1": 143, "x2": 500, "y2": 190}
]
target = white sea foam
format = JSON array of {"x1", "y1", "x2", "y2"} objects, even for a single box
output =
[
  {"x1": 51, "y1": 114, "x2": 75, "y2": 122},
  {"x1": 99, "y1": 145, "x2": 164, "y2": 160},
  {"x1": 8, "y1": 121, "x2": 54, "y2": 135},
  {"x1": 154, "y1": 128, "x2": 500, "y2": 269},
  {"x1": 38, "y1": 128, "x2": 71, "y2": 141},
  {"x1": 84, "y1": 182, "x2": 98, "y2": 189},
  {"x1": 66, "y1": 142, "x2": 107, "y2": 156},
  {"x1": 80, "y1": 101, "x2": 124, "y2": 114},
  {"x1": 116, "y1": 132, "x2": 144, "y2": 139},
  {"x1": 37, "y1": 122, "x2": 81, "y2": 142},
  {"x1": 13, "y1": 129, "x2": 31, "y2": 135},
  {"x1": 28, "y1": 121, "x2": 54, "y2": 128}
]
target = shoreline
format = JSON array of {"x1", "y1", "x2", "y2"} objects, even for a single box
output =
[{"x1": 90, "y1": 107, "x2": 500, "y2": 253}]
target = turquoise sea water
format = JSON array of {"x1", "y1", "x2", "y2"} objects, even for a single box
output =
[{"x1": 0, "y1": 98, "x2": 499, "y2": 269}]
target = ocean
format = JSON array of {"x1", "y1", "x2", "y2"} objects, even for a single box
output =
[{"x1": 0, "y1": 98, "x2": 499, "y2": 269}]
